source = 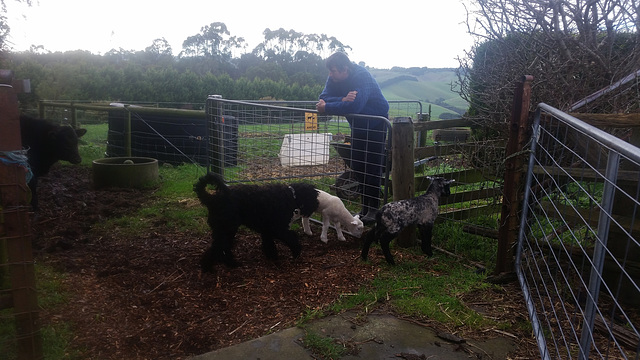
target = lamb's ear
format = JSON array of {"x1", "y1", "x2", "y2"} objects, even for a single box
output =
[{"x1": 354, "y1": 214, "x2": 360, "y2": 219}]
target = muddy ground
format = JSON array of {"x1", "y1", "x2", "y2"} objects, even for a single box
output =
[{"x1": 31, "y1": 164, "x2": 538, "y2": 359}]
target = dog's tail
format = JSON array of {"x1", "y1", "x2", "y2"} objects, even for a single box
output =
[{"x1": 193, "y1": 172, "x2": 228, "y2": 203}]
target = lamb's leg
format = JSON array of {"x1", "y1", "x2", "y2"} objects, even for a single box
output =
[
  {"x1": 418, "y1": 223, "x2": 434, "y2": 257},
  {"x1": 320, "y1": 216, "x2": 330, "y2": 243},
  {"x1": 379, "y1": 232, "x2": 397, "y2": 265},
  {"x1": 302, "y1": 216, "x2": 313, "y2": 235},
  {"x1": 360, "y1": 227, "x2": 377, "y2": 261},
  {"x1": 334, "y1": 221, "x2": 346, "y2": 241}
]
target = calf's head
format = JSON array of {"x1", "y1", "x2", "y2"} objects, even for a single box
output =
[{"x1": 49, "y1": 126, "x2": 87, "y2": 164}]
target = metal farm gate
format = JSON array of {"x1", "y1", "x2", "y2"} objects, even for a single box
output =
[
  {"x1": 517, "y1": 103, "x2": 640, "y2": 359},
  {"x1": 203, "y1": 96, "x2": 423, "y2": 211}
]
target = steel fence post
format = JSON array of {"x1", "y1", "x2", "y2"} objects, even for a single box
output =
[{"x1": 207, "y1": 95, "x2": 224, "y2": 176}]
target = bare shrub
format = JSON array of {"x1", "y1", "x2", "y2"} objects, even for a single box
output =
[{"x1": 457, "y1": 0, "x2": 640, "y2": 137}]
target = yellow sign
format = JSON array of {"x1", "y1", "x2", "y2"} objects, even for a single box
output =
[{"x1": 305, "y1": 112, "x2": 318, "y2": 130}]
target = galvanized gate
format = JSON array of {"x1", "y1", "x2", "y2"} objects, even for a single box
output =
[{"x1": 517, "y1": 103, "x2": 640, "y2": 359}]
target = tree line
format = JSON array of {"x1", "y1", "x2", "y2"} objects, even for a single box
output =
[
  {"x1": 1, "y1": 23, "x2": 357, "y2": 109},
  {"x1": 9, "y1": 0, "x2": 634, "y2": 131}
]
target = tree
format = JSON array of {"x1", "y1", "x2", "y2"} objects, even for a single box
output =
[
  {"x1": 180, "y1": 22, "x2": 245, "y2": 60},
  {"x1": 253, "y1": 28, "x2": 352, "y2": 62},
  {"x1": 145, "y1": 38, "x2": 172, "y2": 57},
  {"x1": 0, "y1": 0, "x2": 32, "y2": 56},
  {"x1": 244, "y1": 62, "x2": 287, "y2": 82},
  {"x1": 457, "y1": 0, "x2": 640, "y2": 136},
  {"x1": 143, "y1": 38, "x2": 174, "y2": 66}
]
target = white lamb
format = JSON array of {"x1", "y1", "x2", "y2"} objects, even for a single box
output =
[{"x1": 300, "y1": 189, "x2": 364, "y2": 243}]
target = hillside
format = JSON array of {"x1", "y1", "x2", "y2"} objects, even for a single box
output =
[{"x1": 370, "y1": 67, "x2": 467, "y2": 120}]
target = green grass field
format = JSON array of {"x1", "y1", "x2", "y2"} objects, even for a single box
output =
[{"x1": 371, "y1": 68, "x2": 467, "y2": 119}]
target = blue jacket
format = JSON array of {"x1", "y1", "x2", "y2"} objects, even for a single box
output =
[{"x1": 319, "y1": 63, "x2": 389, "y2": 118}]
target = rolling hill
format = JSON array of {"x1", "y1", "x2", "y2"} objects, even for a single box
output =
[{"x1": 370, "y1": 67, "x2": 467, "y2": 120}]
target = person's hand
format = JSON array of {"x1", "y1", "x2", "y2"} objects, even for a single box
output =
[
  {"x1": 342, "y1": 91, "x2": 357, "y2": 102},
  {"x1": 316, "y1": 99, "x2": 326, "y2": 113}
]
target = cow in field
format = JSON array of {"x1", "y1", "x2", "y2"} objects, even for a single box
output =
[{"x1": 20, "y1": 115, "x2": 87, "y2": 210}]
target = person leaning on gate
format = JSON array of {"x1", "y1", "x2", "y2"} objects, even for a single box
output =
[{"x1": 316, "y1": 51, "x2": 389, "y2": 225}]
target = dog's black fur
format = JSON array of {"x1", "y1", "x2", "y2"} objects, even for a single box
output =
[{"x1": 194, "y1": 172, "x2": 319, "y2": 272}]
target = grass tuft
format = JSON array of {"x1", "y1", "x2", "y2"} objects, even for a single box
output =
[
  {"x1": 329, "y1": 256, "x2": 493, "y2": 330},
  {"x1": 301, "y1": 330, "x2": 348, "y2": 360}
]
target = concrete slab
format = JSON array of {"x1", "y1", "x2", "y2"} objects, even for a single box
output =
[
  {"x1": 191, "y1": 310, "x2": 517, "y2": 360},
  {"x1": 190, "y1": 327, "x2": 308, "y2": 360}
]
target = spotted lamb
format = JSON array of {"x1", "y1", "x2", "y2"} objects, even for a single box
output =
[
  {"x1": 300, "y1": 189, "x2": 364, "y2": 243},
  {"x1": 361, "y1": 177, "x2": 455, "y2": 265}
]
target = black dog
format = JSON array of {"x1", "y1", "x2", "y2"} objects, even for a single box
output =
[{"x1": 194, "y1": 172, "x2": 319, "y2": 272}]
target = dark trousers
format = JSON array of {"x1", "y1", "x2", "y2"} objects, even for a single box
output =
[{"x1": 349, "y1": 117, "x2": 388, "y2": 209}]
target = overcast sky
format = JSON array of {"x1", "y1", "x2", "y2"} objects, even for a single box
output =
[{"x1": 5, "y1": 0, "x2": 474, "y2": 69}]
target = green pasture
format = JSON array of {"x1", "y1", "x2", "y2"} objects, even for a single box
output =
[{"x1": 372, "y1": 67, "x2": 468, "y2": 120}]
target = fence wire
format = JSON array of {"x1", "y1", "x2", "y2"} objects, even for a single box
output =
[
  {"x1": 205, "y1": 97, "x2": 421, "y2": 212},
  {"x1": 517, "y1": 103, "x2": 640, "y2": 359}
]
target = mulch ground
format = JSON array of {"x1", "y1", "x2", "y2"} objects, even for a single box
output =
[{"x1": 30, "y1": 164, "x2": 539, "y2": 359}]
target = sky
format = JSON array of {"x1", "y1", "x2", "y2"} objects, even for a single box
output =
[{"x1": 5, "y1": 0, "x2": 474, "y2": 69}]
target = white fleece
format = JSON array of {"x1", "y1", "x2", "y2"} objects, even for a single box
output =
[{"x1": 301, "y1": 189, "x2": 364, "y2": 243}]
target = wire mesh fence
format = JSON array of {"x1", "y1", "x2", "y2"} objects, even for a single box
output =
[
  {"x1": 204, "y1": 96, "x2": 423, "y2": 213},
  {"x1": 35, "y1": 98, "x2": 425, "y2": 220},
  {"x1": 105, "y1": 105, "x2": 208, "y2": 166},
  {"x1": 517, "y1": 103, "x2": 640, "y2": 359},
  {"x1": 410, "y1": 117, "x2": 508, "y2": 270},
  {"x1": 204, "y1": 96, "x2": 512, "y2": 270}
]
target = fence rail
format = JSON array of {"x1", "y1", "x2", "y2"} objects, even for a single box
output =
[{"x1": 517, "y1": 103, "x2": 640, "y2": 359}]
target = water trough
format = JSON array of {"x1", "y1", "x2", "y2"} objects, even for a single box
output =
[{"x1": 92, "y1": 157, "x2": 159, "y2": 189}]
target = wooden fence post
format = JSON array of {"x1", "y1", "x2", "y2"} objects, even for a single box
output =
[
  {"x1": 392, "y1": 116, "x2": 416, "y2": 248},
  {"x1": 70, "y1": 103, "x2": 78, "y2": 129},
  {"x1": 0, "y1": 72, "x2": 43, "y2": 360},
  {"x1": 495, "y1": 75, "x2": 533, "y2": 275},
  {"x1": 415, "y1": 107, "x2": 430, "y2": 174}
]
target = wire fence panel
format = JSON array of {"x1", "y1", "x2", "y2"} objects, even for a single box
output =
[
  {"x1": 106, "y1": 107, "x2": 208, "y2": 166},
  {"x1": 37, "y1": 99, "x2": 422, "y2": 214},
  {"x1": 517, "y1": 103, "x2": 640, "y2": 359},
  {"x1": 203, "y1": 97, "x2": 417, "y2": 212}
]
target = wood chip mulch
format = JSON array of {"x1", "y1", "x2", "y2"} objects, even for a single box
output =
[{"x1": 30, "y1": 164, "x2": 538, "y2": 359}]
